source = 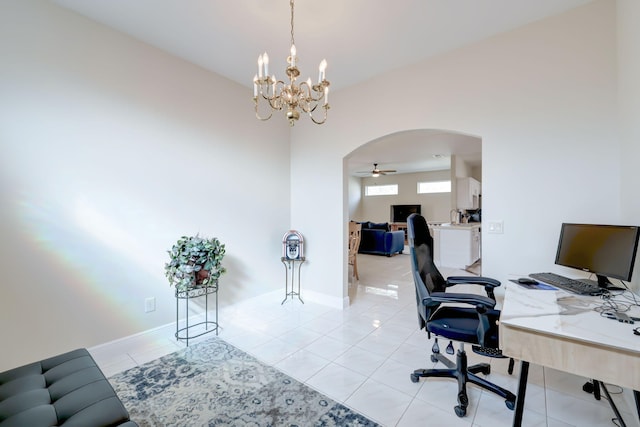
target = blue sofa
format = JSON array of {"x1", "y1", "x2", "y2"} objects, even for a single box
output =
[{"x1": 357, "y1": 222, "x2": 405, "y2": 256}]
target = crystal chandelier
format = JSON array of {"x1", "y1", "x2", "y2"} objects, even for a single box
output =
[{"x1": 253, "y1": 0, "x2": 330, "y2": 126}]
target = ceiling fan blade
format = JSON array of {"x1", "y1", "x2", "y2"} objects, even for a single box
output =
[{"x1": 354, "y1": 164, "x2": 397, "y2": 176}]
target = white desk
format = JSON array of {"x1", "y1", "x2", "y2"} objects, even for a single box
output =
[{"x1": 499, "y1": 282, "x2": 640, "y2": 426}]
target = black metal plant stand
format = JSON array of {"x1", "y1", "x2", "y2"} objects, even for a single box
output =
[{"x1": 175, "y1": 282, "x2": 218, "y2": 346}]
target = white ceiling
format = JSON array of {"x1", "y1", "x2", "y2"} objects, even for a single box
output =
[
  {"x1": 348, "y1": 130, "x2": 482, "y2": 176},
  {"x1": 50, "y1": 0, "x2": 595, "y2": 175}
]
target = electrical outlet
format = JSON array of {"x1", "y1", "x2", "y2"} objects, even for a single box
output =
[
  {"x1": 144, "y1": 297, "x2": 156, "y2": 313},
  {"x1": 488, "y1": 221, "x2": 504, "y2": 234}
]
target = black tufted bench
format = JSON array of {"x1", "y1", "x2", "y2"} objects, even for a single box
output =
[{"x1": 0, "y1": 348, "x2": 137, "y2": 427}]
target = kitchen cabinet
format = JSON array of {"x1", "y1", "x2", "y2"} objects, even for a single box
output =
[
  {"x1": 428, "y1": 225, "x2": 441, "y2": 265},
  {"x1": 438, "y1": 224, "x2": 481, "y2": 269},
  {"x1": 457, "y1": 177, "x2": 481, "y2": 209}
]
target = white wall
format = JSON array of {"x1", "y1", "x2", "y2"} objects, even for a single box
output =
[
  {"x1": 291, "y1": 0, "x2": 620, "y2": 304},
  {"x1": 0, "y1": 0, "x2": 290, "y2": 370},
  {"x1": 347, "y1": 175, "x2": 363, "y2": 220},
  {"x1": 618, "y1": 0, "x2": 640, "y2": 291},
  {"x1": 2, "y1": 0, "x2": 635, "y2": 371},
  {"x1": 355, "y1": 170, "x2": 453, "y2": 224}
]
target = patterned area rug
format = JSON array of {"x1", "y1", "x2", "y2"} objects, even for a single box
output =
[{"x1": 109, "y1": 337, "x2": 379, "y2": 426}]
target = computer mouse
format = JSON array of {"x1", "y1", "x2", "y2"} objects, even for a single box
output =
[{"x1": 517, "y1": 278, "x2": 538, "y2": 285}]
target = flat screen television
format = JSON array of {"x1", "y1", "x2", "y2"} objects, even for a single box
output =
[
  {"x1": 390, "y1": 204, "x2": 421, "y2": 223},
  {"x1": 555, "y1": 223, "x2": 640, "y2": 288}
]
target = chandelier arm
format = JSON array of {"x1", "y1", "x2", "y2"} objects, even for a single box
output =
[
  {"x1": 298, "y1": 82, "x2": 326, "y2": 113},
  {"x1": 256, "y1": 79, "x2": 287, "y2": 111},
  {"x1": 309, "y1": 89, "x2": 325, "y2": 103},
  {"x1": 254, "y1": 102, "x2": 273, "y2": 121},
  {"x1": 298, "y1": 99, "x2": 310, "y2": 114},
  {"x1": 308, "y1": 105, "x2": 329, "y2": 125},
  {"x1": 299, "y1": 80, "x2": 314, "y2": 97},
  {"x1": 258, "y1": 88, "x2": 272, "y2": 101},
  {"x1": 259, "y1": 90, "x2": 280, "y2": 110},
  {"x1": 266, "y1": 95, "x2": 282, "y2": 111},
  {"x1": 304, "y1": 80, "x2": 327, "y2": 103},
  {"x1": 297, "y1": 83, "x2": 311, "y2": 110},
  {"x1": 270, "y1": 79, "x2": 290, "y2": 110},
  {"x1": 258, "y1": 76, "x2": 275, "y2": 99},
  {"x1": 255, "y1": 112, "x2": 274, "y2": 122}
]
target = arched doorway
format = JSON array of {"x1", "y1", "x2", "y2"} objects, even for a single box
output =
[{"x1": 344, "y1": 129, "x2": 482, "y2": 304}]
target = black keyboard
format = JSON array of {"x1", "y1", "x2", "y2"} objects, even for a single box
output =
[{"x1": 528, "y1": 272, "x2": 604, "y2": 295}]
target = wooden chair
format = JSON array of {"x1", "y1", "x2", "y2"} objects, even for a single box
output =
[{"x1": 348, "y1": 221, "x2": 362, "y2": 280}]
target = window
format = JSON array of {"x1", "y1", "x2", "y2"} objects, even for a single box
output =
[
  {"x1": 365, "y1": 184, "x2": 398, "y2": 196},
  {"x1": 417, "y1": 180, "x2": 451, "y2": 194}
]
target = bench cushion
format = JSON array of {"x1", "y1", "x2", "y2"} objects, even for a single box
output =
[{"x1": 0, "y1": 348, "x2": 137, "y2": 427}]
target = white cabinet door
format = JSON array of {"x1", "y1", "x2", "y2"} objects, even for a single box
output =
[
  {"x1": 439, "y1": 227, "x2": 481, "y2": 269},
  {"x1": 430, "y1": 227, "x2": 441, "y2": 265},
  {"x1": 470, "y1": 227, "x2": 480, "y2": 264},
  {"x1": 439, "y1": 228, "x2": 471, "y2": 269},
  {"x1": 457, "y1": 177, "x2": 481, "y2": 209}
]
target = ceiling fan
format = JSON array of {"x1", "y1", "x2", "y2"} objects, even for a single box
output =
[{"x1": 357, "y1": 163, "x2": 397, "y2": 177}]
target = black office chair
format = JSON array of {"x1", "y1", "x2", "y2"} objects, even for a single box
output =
[{"x1": 407, "y1": 213, "x2": 516, "y2": 417}]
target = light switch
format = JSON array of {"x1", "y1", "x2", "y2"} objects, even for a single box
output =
[{"x1": 488, "y1": 221, "x2": 504, "y2": 234}]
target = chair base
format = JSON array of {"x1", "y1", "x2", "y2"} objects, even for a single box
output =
[{"x1": 410, "y1": 347, "x2": 516, "y2": 417}]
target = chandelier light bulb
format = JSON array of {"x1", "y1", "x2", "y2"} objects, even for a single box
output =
[
  {"x1": 319, "y1": 59, "x2": 327, "y2": 82},
  {"x1": 262, "y1": 52, "x2": 269, "y2": 77}
]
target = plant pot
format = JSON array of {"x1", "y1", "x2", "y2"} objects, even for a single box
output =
[
  {"x1": 196, "y1": 268, "x2": 209, "y2": 285},
  {"x1": 166, "y1": 235, "x2": 226, "y2": 292}
]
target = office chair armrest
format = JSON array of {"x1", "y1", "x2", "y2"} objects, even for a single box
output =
[
  {"x1": 446, "y1": 276, "x2": 501, "y2": 300},
  {"x1": 425, "y1": 292, "x2": 496, "y2": 310},
  {"x1": 446, "y1": 276, "x2": 501, "y2": 287}
]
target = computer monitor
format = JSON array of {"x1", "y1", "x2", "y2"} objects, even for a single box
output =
[{"x1": 555, "y1": 223, "x2": 640, "y2": 288}]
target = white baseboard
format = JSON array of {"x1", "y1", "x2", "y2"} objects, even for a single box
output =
[
  {"x1": 89, "y1": 288, "x2": 348, "y2": 353},
  {"x1": 301, "y1": 289, "x2": 348, "y2": 309}
]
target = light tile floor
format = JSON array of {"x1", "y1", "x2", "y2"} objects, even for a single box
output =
[{"x1": 90, "y1": 251, "x2": 640, "y2": 427}]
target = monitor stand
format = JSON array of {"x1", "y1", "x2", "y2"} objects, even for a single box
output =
[{"x1": 584, "y1": 275, "x2": 625, "y2": 291}]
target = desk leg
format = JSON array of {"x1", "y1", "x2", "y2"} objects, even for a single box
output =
[
  {"x1": 598, "y1": 381, "x2": 626, "y2": 427},
  {"x1": 513, "y1": 361, "x2": 529, "y2": 427},
  {"x1": 634, "y1": 390, "x2": 640, "y2": 425}
]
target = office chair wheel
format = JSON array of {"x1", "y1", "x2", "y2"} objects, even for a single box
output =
[
  {"x1": 430, "y1": 354, "x2": 438, "y2": 363},
  {"x1": 410, "y1": 373, "x2": 420, "y2": 383},
  {"x1": 455, "y1": 391, "x2": 469, "y2": 418},
  {"x1": 505, "y1": 398, "x2": 516, "y2": 410},
  {"x1": 457, "y1": 391, "x2": 469, "y2": 406}
]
